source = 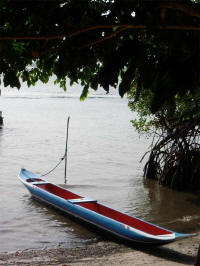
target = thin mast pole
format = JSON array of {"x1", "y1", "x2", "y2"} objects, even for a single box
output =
[{"x1": 64, "y1": 116, "x2": 70, "y2": 184}]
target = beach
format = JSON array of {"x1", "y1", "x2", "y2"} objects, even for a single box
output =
[{"x1": 0, "y1": 233, "x2": 199, "y2": 265}]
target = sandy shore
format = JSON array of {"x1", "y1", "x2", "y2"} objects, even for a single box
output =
[{"x1": 0, "y1": 233, "x2": 199, "y2": 265}]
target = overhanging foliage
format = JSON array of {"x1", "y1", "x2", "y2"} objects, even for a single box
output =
[{"x1": 0, "y1": 0, "x2": 200, "y2": 112}]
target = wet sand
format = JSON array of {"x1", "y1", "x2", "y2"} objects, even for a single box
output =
[{"x1": 0, "y1": 233, "x2": 199, "y2": 265}]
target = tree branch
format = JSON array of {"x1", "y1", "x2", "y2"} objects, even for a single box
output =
[
  {"x1": 0, "y1": 24, "x2": 129, "y2": 41},
  {"x1": 80, "y1": 26, "x2": 134, "y2": 49},
  {"x1": 0, "y1": 24, "x2": 199, "y2": 41}
]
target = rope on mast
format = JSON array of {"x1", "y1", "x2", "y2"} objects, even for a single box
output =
[{"x1": 41, "y1": 116, "x2": 70, "y2": 181}]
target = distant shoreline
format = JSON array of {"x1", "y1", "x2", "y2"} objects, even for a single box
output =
[{"x1": 0, "y1": 233, "x2": 199, "y2": 265}]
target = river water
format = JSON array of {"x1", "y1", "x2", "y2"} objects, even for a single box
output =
[{"x1": 0, "y1": 83, "x2": 200, "y2": 252}]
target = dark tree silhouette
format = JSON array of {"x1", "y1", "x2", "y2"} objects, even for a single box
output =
[{"x1": 0, "y1": 0, "x2": 199, "y2": 112}]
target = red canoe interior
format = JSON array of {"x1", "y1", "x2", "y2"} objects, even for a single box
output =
[
  {"x1": 36, "y1": 183, "x2": 83, "y2": 200},
  {"x1": 27, "y1": 178, "x2": 44, "y2": 183},
  {"x1": 34, "y1": 182, "x2": 172, "y2": 236}
]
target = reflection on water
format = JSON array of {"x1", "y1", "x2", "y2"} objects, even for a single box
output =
[
  {"x1": 141, "y1": 179, "x2": 200, "y2": 232},
  {"x1": 0, "y1": 86, "x2": 200, "y2": 252},
  {"x1": 26, "y1": 196, "x2": 100, "y2": 241}
]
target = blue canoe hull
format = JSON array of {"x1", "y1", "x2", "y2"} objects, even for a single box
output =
[{"x1": 18, "y1": 168, "x2": 195, "y2": 245}]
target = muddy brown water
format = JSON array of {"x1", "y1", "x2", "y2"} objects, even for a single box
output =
[{"x1": 0, "y1": 85, "x2": 200, "y2": 252}]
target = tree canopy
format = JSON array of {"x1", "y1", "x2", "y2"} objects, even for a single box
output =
[{"x1": 0, "y1": 0, "x2": 200, "y2": 112}]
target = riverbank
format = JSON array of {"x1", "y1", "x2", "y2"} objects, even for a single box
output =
[{"x1": 0, "y1": 233, "x2": 199, "y2": 265}]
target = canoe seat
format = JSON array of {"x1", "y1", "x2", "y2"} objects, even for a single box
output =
[
  {"x1": 32, "y1": 181, "x2": 49, "y2": 185},
  {"x1": 68, "y1": 197, "x2": 97, "y2": 204}
]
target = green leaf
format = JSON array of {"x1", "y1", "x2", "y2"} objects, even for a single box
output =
[{"x1": 80, "y1": 86, "x2": 89, "y2": 101}]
